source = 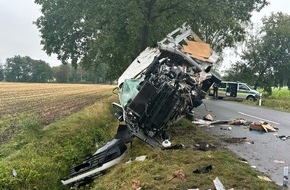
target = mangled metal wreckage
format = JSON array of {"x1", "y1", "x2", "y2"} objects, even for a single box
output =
[{"x1": 61, "y1": 24, "x2": 220, "y2": 186}]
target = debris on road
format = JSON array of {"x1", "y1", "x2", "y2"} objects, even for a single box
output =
[
  {"x1": 193, "y1": 165, "x2": 213, "y2": 174},
  {"x1": 204, "y1": 114, "x2": 214, "y2": 121},
  {"x1": 220, "y1": 126, "x2": 232, "y2": 131},
  {"x1": 228, "y1": 118, "x2": 248, "y2": 125},
  {"x1": 275, "y1": 135, "x2": 290, "y2": 141},
  {"x1": 283, "y1": 166, "x2": 288, "y2": 187},
  {"x1": 223, "y1": 137, "x2": 247, "y2": 143},
  {"x1": 192, "y1": 119, "x2": 230, "y2": 126},
  {"x1": 249, "y1": 121, "x2": 277, "y2": 132},
  {"x1": 193, "y1": 117, "x2": 279, "y2": 134},
  {"x1": 273, "y1": 160, "x2": 285, "y2": 164}
]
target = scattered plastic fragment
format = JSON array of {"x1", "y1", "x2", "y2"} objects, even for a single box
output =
[
  {"x1": 258, "y1": 175, "x2": 272, "y2": 182},
  {"x1": 162, "y1": 139, "x2": 172, "y2": 147},
  {"x1": 204, "y1": 114, "x2": 214, "y2": 121},
  {"x1": 135, "y1": 155, "x2": 147, "y2": 162},
  {"x1": 192, "y1": 119, "x2": 212, "y2": 126},
  {"x1": 12, "y1": 169, "x2": 17, "y2": 177},
  {"x1": 273, "y1": 160, "x2": 285, "y2": 164},
  {"x1": 213, "y1": 177, "x2": 226, "y2": 190}
]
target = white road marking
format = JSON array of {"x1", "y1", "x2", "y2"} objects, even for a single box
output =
[{"x1": 237, "y1": 111, "x2": 280, "y2": 125}]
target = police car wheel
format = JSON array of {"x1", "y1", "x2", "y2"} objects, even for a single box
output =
[{"x1": 247, "y1": 96, "x2": 256, "y2": 101}]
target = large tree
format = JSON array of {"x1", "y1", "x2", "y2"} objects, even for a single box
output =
[
  {"x1": 4, "y1": 56, "x2": 53, "y2": 82},
  {"x1": 31, "y1": 60, "x2": 53, "y2": 82},
  {"x1": 35, "y1": 0, "x2": 268, "y2": 80},
  {"x1": 224, "y1": 12, "x2": 290, "y2": 94},
  {"x1": 262, "y1": 12, "x2": 290, "y2": 89}
]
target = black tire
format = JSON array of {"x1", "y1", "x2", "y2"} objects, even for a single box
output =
[{"x1": 246, "y1": 95, "x2": 256, "y2": 101}]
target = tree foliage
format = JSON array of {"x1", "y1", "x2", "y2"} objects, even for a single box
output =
[
  {"x1": 35, "y1": 0, "x2": 268, "y2": 80},
  {"x1": 224, "y1": 12, "x2": 290, "y2": 94},
  {"x1": 2, "y1": 55, "x2": 107, "y2": 84},
  {"x1": 4, "y1": 56, "x2": 53, "y2": 82}
]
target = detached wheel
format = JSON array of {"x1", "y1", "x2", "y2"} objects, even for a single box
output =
[{"x1": 246, "y1": 95, "x2": 256, "y2": 102}]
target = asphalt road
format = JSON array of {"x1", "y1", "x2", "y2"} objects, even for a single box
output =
[{"x1": 193, "y1": 98, "x2": 290, "y2": 186}]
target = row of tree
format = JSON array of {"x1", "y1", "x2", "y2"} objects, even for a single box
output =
[
  {"x1": 0, "y1": 56, "x2": 107, "y2": 83},
  {"x1": 224, "y1": 12, "x2": 290, "y2": 94}
]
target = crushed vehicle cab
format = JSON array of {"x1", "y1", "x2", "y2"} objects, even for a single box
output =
[
  {"x1": 61, "y1": 23, "x2": 221, "y2": 187},
  {"x1": 209, "y1": 81, "x2": 261, "y2": 101}
]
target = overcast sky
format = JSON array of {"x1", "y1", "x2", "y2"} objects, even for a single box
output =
[{"x1": 0, "y1": 0, "x2": 290, "y2": 67}]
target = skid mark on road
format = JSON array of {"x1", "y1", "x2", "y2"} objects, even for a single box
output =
[{"x1": 238, "y1": 111, "x2": 280, "y2": 125}]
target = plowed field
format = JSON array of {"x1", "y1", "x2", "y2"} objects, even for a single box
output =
[{"x1": 0, "y1": 82, "x2": 114, "y2": 124}]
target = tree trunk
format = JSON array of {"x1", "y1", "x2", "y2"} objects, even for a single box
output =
[{"x1": 140, "y1": 0, "x2": 156, "y2": 52}]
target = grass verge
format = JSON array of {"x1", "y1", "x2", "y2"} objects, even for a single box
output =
[
  {"x1": 0, "y1": 96, "x2": 118, "y2": 190},
  {"x1": 0, "y1": 97, "x2": 281, "y2": 190},
  {"x1": 242, "y1": 88, "x2": 290, "y2": 112},
  {"x1": 92, "y1": 119, "x2": 280, "y2": 190}
]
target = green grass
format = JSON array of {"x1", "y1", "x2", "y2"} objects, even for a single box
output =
[
  {"x1": 243, "y1": 87, "x2": 290, "y2": 112},
  {"x1": 0, "y1": 96, "x2": 118, "y2": 190},
  {"x1": 0, "y1": 98, "x2": 281, "y2": 190},
  {"x1": 91, "y1": 120, "x2": 280, "y2": 190}
]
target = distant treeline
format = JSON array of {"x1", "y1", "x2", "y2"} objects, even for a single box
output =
[{"x1": 0, "y1": 56, "x2": 108, "y2": 83}]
